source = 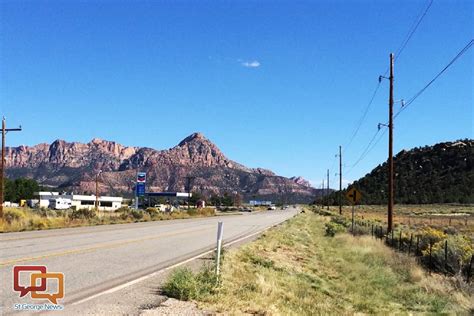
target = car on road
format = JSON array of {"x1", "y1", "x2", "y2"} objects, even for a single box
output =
[{"x1": 267, "y1": 206, "x2": 276, "y2": 210}]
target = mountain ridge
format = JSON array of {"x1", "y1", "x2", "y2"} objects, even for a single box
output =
[{"x1": 5, "y1": 133, "x2": 318, "y2": 203}]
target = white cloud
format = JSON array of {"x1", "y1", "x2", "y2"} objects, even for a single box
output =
[{"x1": 241, "y1": 60, "x2": 261, "y2": 68}]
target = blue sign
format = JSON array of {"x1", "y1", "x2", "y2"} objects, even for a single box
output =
[
  {"x1": 136, "y1": 182, "x2": 146, "y2": 197},
  {"x1": 137, "y1": 172, "x2": 146, "y2": 183}
]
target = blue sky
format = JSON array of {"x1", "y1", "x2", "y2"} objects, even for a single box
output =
[{"x1": 1, "y1": 0, "x2": 472, "y2": 188}]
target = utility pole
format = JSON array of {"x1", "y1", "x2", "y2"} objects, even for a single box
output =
[
  {"x1": 339, "y1": 145, "x2": 342, "y2": 215},
  {"x1": 326, "y1": 169, "x2": 329, "y2": 210},
  {"x1": 388, "y1": 53, "x2": 395, "y2": 233},
  {"x1": 0, "y1": 117, "x2": 22, "y2": 218}
]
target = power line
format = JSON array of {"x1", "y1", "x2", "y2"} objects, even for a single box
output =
[
  {"x1": 343, "y1": 38, "x2": 473, "y2": 176},
  {"x1": 395, "y1": 39, "x2": 474, "y2": 120},
  {"x1": 345, "y1": 128, "x2": 382, "y2": 174},
  {"x1": 344, "y1": 82, "x2": 381, "y2": 153},
  {"x1": 343, "y1": 0, "x2": 434, "y2": 154},
  {"x1": 395, "y1": 0, "x2": 434, "y2": 62}
]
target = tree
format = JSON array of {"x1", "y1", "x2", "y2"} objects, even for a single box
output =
[{"x1": 5, "y1": 178, "x2": 40, "y2": 203}]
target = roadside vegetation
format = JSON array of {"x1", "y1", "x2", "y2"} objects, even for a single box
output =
[
  {"x1": 0, "y1": 206, "x2": 216, "y2": 233},
  {"x1": 162, "y1": 210, "x2": 472, "y2": 314}
]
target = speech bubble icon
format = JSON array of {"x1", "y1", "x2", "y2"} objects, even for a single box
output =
[
  {"x1": 13, "y1": 266, "x2": 47, "y2": 297},
  {"x1": 30, "y1": 272, "x2": 64, "y2": 305}
]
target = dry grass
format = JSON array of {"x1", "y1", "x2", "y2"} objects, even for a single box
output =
[
  {"x1": 197, "y1": 212, "x2": 473, "y2": 315},
  {"x1": 333, "y1": 204, "x2": 474, "y2": 235},
  {"x1": 0, "y1": 207, "x2": 216, "y2": 233}
]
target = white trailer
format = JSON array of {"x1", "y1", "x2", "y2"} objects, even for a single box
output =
[{"x1": 49, "y1": 198, "x2": 72, "y2": 210}]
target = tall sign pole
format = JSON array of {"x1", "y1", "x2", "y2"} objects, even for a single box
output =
[
  {"x1": 0, "y1": 117, "x2": 22, "y2": 218},
  {"x1": 388, "y1": 53, "x2": 395, "y2": 233}
]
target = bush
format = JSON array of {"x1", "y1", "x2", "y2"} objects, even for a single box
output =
[
  {"x1": 162, "y1": 267, "x2": 199, "y2": 301},
  {"x1": 330, "y1": 215, "x2": 351, "y2": 228},
  {"x1": 161, "y1": 265, "x2": 218, "y2": 301},
  {"x1": 130, "y1": 209, "x2": 144, "y2": 220},
  {"x1": 70, "y1": 208, "x2": 97, "y2": 220},
  {"x1": 145, "y1": 207, "x2": 159, "y2": 216},
  {"x1": 4, "y1": 209, "x2": 26, "y2": 223},
  {"x1": 325, "y1": 222, "x2": 346, "y2": 237},
  {"x1": 115, "y1": 206, "x2": 130, "y2": 213},
  {"x1": 424, "y1": 235, "x2": 473, "y2": 274}
]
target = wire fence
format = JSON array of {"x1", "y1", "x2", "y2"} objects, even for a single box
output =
[
  {"x1": 313, "y1": 207, "x2": 473, "y2": 283},
  {"x1": 353, "y1": 219, "x2": 473, "y2": 282}
]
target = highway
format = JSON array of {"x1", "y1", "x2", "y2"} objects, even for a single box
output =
[{"x1": 0, "y1": 208, "x2": 298, "y2": 314}]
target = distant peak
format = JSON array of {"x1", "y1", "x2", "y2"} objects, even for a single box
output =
[
  {"x1": 178, "y1": 132, "x2": 208, "y2": 146},
  {"x1": 91, "y1": 138, "x2": 104, "y2": 144}
]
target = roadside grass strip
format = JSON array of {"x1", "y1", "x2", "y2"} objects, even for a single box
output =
[{"x1": 164, "y1": 212, "x2": 473, "y2": 314}]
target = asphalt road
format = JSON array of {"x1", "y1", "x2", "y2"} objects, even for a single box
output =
[{"x1": 0, "y1": 208, "x2": 298, "y2": 315}]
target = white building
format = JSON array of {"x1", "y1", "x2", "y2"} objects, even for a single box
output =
[{"x1": 37, "y1": 192, "x2": 123, "y2": 211}]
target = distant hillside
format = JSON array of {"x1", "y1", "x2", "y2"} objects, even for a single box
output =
[{"x1": 325, "y1": 139, "x2": 473, "y2": 205}]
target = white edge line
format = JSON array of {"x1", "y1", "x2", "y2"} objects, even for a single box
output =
[{"x1": 71, "y1": 218, "x2": 288, "y2": 306}]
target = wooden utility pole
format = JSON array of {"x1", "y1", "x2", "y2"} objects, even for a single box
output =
[
  {"x1": 339, "y1": 145, "x2": 342, "y2": 215},
  {"x1": 326, "y1": 169, "x2": 329, "y2": 210},
  {"x1": 388, "y1": 53, "x2": 394, "y2": 233},
  {"x1": 0, "y1": 117, "x2": 22, "y2": 218}
]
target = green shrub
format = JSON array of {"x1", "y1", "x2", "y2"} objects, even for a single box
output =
[
  {"x1": 115, "y1": 206, "x2": 130, "y2": 213},
  {"x1": 162, "y1": 267, "x2": 199, "y2": 300},
  {"x1": 4, "y1": 209, "x2": 26, "y2": 223},
  {"x1": 325, "y1": 222, "x2": 346, "y2": 237},
  {"x1": 130, "y1": 209, "x2": 144, "y2": 220},
  {"x1": 161, "y1": 265, "x2": 218, "y2": 301},
  {"x1": 28, "y1": 218, "x2": 49, "y2": 230},
  {"x1": 70, "y1": 208, "x2": 97, "y2": 220},
  {"x1": 330, "y1": 215, "x2": 351, "y2": 228},
  {"x1": 145, "y1": 207, "x2": 159, "y2": 217}
]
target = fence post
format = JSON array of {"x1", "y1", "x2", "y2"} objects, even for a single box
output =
[
  {"x1": 215, "y1": 221, "x2": 224, "y2": 277},
  {"x1": 408, "y1": 233, "x2": 413, "y2": 255},
  {"x1": 444, "y1": 240, "x2": 448, "y2": 276},
  {"x1": 466, "y1": 255, "x2": 473, "y2": 283}
]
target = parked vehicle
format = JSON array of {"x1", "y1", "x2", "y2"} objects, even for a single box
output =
[
  {"x1": 268, "y1": 206, "x2": 276, "y2": 210},
  {"x1": 49, "y1": 198, "x2": 72, "y2": 210}
]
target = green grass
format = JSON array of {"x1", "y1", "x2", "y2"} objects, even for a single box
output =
[{"x1": 191, "y1": 212, "x2": 472, "y2": 314}]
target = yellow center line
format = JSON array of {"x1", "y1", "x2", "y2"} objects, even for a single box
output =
[{"x1": 0, "y1": 226, "x2": 212, "y2": 267}]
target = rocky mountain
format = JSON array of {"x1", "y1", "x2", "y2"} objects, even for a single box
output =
[
  {"x1": 323, "y1": 139, "x2": 473, "y2": 205},
  {"x1": 6, "y1": 133, "x2": 319, "y2": 203}
]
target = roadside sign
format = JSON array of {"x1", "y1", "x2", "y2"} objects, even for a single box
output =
[
  {"x1": 136, "y1": 182, "x2": 145, "y2": 197},
  {"x1": 137, "y1": 172, "x2": 146, "y2": 183},
  {"x1": 345, "y1": 188, "x2": 362, "y2": 205}
]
